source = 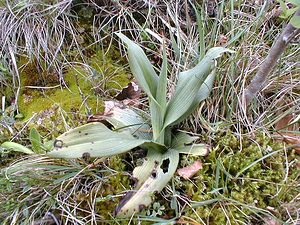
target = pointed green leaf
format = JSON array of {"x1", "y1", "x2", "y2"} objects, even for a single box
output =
[
  {"x1": 163, "y1": 59, "x2": 213, "y2": 128},
  {"x1": 156, "y1": 44, "x2": 168, "y2": 111},
  {"x1": 169, "y1": 29, "x2": 182, "y2": 61},
  {"x1": 47, "y1": 122, "x2": 161, "y2": 159},
  {"x1": 170, "y1": 70, "x2": 216, "y2": 126},
  {"x1": 153, "y1": 45, "x2": 168, "y2": 143},
  {"x1": 116, "y1": 33, "x2": 159, "y2": 99},
  {"x1": 29, "y1": 128, "x2": 44, "y2": 153},
  {"x1": 1, "y1": 142, "x2": 35, "y2": 155},
  {"x1": 163, "y1": 48, "x2": 233, "y2": 128}
]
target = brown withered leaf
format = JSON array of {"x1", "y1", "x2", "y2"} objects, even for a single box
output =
[
  {"x1": 88, "y1": 81, "x2": 142, "y2": 123},
  {"x1": 115, "y1": 81, "x2": 141, "y2": 101},
  {"x1": 262, "y1": 216, "x2": 281, "y2": 225},
  {"x1": 87, "y1": 101, "x2": 123, "y2": 123},
  {"x1": 275, "y1": 114, "x2": 300, "y2": 154},
  {"x1": 219, "y1": 34, "x2": 228, "y2": 46},
  {"x1": 177, "y1": 160, "x2": 203, "y2": 180},
  {"x1": 115, "y1": 81, "x2": 142, "y2": 108}
]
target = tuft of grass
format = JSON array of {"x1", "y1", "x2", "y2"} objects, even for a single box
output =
[{"x1": 0, "y1": 154, "x2": 133, "y2": 224}]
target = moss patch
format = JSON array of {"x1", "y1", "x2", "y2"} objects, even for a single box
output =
[
  {"x1": 17, "y1": 49, "x2": 130, "y2": 121},
  {"x1": 175, "y1": 132, "x2": 299, "y2": 224}
]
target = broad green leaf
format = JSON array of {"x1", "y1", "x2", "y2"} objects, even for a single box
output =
[
  {"x1": 196, "y1": 70, "x2": 216, "y2": 102},
  {"x1": 1, "y1": 142, "x2": 35, "y2": 155},
  {"x1": 290, "y1": 0, "x2": 300, "y2": 6},
  {"x1": 116, "y1": 33, "x2": 159, "y2": 99},
  {"x1": 171, "y1": 131, "x2": 199, "y2": 148},
  {"x1": 163, "y1": 47, "x2": 233, "y2": 128},
  {"x1": 115, "y1": 149, "x2": 179, "y2": 217},
  {"x1": 290, "y1": 15, "x2": 300, "y2": 28},
  {"x1": 163, "y1": 58, "x2": 213, "y2": 128},
  {"x1": 29, "y1": 128, "x2": 44, "y2": 153},
  {"x1": 170, "y1": 70, "x2": 216, "y2": 126},
  {"x1": 105, "y1": 101, "x2": 152, "y2": 140},
  {"x1": 149, "y1": 99, "x2": 163, "y2": 142},
  {"x1": 47, "y1": 122, "x2": 163, "y2": 159},
  {"x1": 171, "y1": 132, "x2": 210, "y2": 156},
  {"x1": 173, "y1": 144, "x2": 210, "y2": 156},
  {"x1": 132, "y1": 148, "x2": 162, "y2": 189}
]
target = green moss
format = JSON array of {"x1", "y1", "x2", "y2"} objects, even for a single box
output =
[
  {"x1": 178, "y1": 132, "x2": 299, "y2": 224},
  {"x1": 17, "y1": 49, "x2": 130, "y2": 121}
]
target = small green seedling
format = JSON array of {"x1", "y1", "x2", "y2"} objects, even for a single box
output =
[
  {"x1": 1, "y1": 128, "x2": 53, "y2": 155},
  {"x1": 47, "y1": 33, "x2": 233, "y2": 216}
]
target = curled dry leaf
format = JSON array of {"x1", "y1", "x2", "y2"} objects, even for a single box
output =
[
  {"x1": 115, "y1": 81, "x2": 141, "y2": 99},
  {"x1": 87, "y1": 81, "x2": 142, "y2": 123},
  {"x1": 177, "y1": 160, "x2": 203, "y2": 179},
  {"x1": 115, "y1": 81, "x2": 142, "y2": 108},
  {"x1": 274, "y1": 113, "x2": 300, "y2": 154},
  {"x1": 87, "y1": 101, "x2": 123, "y2": 123}
]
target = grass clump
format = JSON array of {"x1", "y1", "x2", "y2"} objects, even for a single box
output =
[{"x1": 0, "y1": 154, "x2": 132, "y2": 224}]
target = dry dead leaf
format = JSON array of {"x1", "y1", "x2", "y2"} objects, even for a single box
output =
[
  {"x1": 87, "y1": 101, "x2": 123, "y2": 123},
  {"x1": 219, "y1": 34, "x2": 228, "y2": 46},
  {"x1": 115, "y1": 81, "x2": 141, "y2": 101},
  {"x1": 88, "y1": 81, "x2": 142, "y2": 122},
  {"x1": 274, "y1": 114, "x2": 300, "y2": 154},
  {"x1": 177, "y1": 160, "x2": 203, "y2": 180},
  {"x1": 115, "y1": 81, "x2": 142, "y2": 108}
]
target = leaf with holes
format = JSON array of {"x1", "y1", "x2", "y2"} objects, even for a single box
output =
[
  {"x1": 115, "y1": 149, "x2": 179, "y2": 217},
  {"x1": 47, "y1": 122, "x2": 165, "y2": 159}
]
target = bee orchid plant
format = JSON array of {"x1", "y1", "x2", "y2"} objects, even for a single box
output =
[{"x1": 48, "y1": 33, "x2": 233, "y2": 216}]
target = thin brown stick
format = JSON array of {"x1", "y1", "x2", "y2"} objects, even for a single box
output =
[{"x1": 243, "y1": 8, "x2": 300, "y2": 107}]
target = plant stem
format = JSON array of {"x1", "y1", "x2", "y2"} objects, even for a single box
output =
[{"x1": 243, "y1": 8, "x2": 300, "y2": 107}]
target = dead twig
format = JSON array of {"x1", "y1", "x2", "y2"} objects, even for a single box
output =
[{"x1": 243, "y1": 8, "x2": 300, "y2": 107}]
